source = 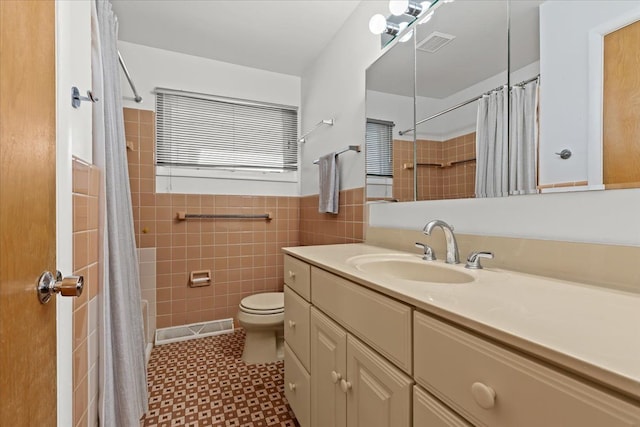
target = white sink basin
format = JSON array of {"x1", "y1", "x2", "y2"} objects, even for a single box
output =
[{"x1": 347, "y1": 254, "x2": 475, "y2": 284}]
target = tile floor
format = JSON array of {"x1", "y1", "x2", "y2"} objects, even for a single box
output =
[{"x1": 142, "y1": 329, "x2": 298, "y2": 427}]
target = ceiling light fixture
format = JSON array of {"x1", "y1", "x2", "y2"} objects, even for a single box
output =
[
  {"x1": 399, "y1": 28, "x2": 414, "y2": 43},
  {"x1": 418, "y1": 10, "x2": 434, "y2": 25},
  {"x1": 369, "y1": 0, "x2": 445, "y2": 41},
  {"x1": 369, "y1": 14, "x2": 401, "y2": 36},
  {"x1": 389, "y1": 0, "x2": 408, "y2": 16},
  {"x1": 389, "y1": 0, "x2": 424, "y2": 18}
]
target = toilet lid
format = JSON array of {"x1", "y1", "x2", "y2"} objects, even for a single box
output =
[{"x1": 240, "y1": 292, "x2": 284, "y2": 315}]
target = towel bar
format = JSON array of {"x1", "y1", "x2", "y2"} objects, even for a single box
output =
[{"x1": 176, "y1": 211, "x2": 272, "y2": 221}]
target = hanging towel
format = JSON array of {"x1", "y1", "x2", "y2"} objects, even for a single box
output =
[{"x1": 318, "y1": 152, "x2": 339, "y2": 214}]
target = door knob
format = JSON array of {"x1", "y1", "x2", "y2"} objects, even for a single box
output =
[
  {"x1": 288, "y1": 382, "x2": 297, "y2": 392},
  {"x1": 288, "y1": 320, "x2": 296, "y2": 328},
  {"x1": 330, "y1": 371, "x2": 342, "y2": 384},
  {"x1": 37, "y1": 270, "x2": 84, "y2": 304},
  {"x1": 340, "y1": 378, "x2": 352, "y2": 393}
]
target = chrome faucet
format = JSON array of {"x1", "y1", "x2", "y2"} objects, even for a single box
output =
[{"x1": 422, "y1": 220, "x2": 460, "y2": 264}]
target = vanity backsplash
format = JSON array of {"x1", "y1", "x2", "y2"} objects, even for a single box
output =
[{"x1": 366, "y1": 226, "x2": 640, "y2": 294}]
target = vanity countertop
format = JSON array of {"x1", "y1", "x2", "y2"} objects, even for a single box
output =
[{"x1": 283, "y1": 243, "x2": 640, "y2": 400}]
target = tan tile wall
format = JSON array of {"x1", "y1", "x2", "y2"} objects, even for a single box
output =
[
  {"x1": 72, "y1": 158, "x2": 101, "y2": 427},
  {"x1": 398, "y1": 133, "x2": 476, "y2": 201},
  {"x1": 416, "y1": 139, "x2": 443, "y2": 200},
  {"x1": 124, "y1": 108, "x2": 300, "y2": 329},
  {"x1": 392, "y1": 140, "x2": 415, "y2": 202},
  {"x1": 438, "y1": 132, "x2": 476, "y2": 200},
  {"x1": 299, "y1": 188, "x2": 365, "y2": 245}
]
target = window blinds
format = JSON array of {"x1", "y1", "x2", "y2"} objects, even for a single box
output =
[
  {"x1": 365, "y1": 119, "x2": 394, "y2": 177},
  {"x1": 155, "y1": 89, "x2": 298, "y2": 172}
]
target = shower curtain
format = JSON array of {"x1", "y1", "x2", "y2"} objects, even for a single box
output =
[
  {"x1": 92, "y1": 1, "x2": 148, "y2": 425},
  {"x1": 509, "y1": 80, "x2": 539, "y2": 195},
  {"x1": 475, "y1": 87, "x2": 509, "y2": 198}
]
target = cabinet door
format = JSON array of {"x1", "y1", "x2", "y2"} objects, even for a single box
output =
[
  {"x1": 345, "y1": 335, "x2": 413, "y2": 427},
  {"x1": 284, "y1": 343, "x2": 311, "y2": 427},
  {"x1": 310, "y1": 308, "x2": 347, "y2": 427}
]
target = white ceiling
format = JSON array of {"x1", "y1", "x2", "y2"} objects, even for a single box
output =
[{"x1": 110, "y1": 0, "x2": 362, "y2": 77}]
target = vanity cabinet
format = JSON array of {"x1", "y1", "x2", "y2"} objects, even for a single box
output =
[
  {"x1": 284, "y1": 254, "x2": 311, "y2": 300},
  {"x1": 283, "y1": 286, "x2": 310, "y2": 370},
  {"x1": 284, "y1": 254, "x2": 414, "y2": 427},
  {"x1": 311, "y1": 267, "x2": 412, "y2": 374},
  {"x1": 284, "y1": 343, "x2": 310, "y2": 427},
  {"x1": 413, "y1": 385, "x2": 472, "y2": 427},
  {"x1": 310, "y1": 307, "x2": 413, "y2": 427},
  {"x1": 283, "y1": 250, "x2": 640, "y2": 427},
  {"x1": 283, "y1": 255, "x2": 312, "y2": 427},
  {"x1": 310, "y1": 307, "x2": 347, "y2": 427},
  {"x1": 414, "y1": 311, "x2": 640, "y2": 427}
]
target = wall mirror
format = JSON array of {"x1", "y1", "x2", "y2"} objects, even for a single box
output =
[
  {"x1": 519, "y1": 1, "x2": 640, "y2": 192},
  {"x1": 365, "y1": 0, "x2": 640, "y2": 203},
  {"x1": 365, "y1": 28, "x2": 416, "y2": 202},
  {"x1": 413, "y1": 0, "x2": 509, "y2": 200}
]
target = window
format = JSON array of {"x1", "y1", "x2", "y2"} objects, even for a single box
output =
[
  {"x1": 155, "y1": 88, "x2": 298, "y2": 174},
  {"x1": 366, "y1": 118, "x2": 394, "y2": 177}
]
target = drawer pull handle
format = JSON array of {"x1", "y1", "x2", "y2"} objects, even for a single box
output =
[
  {"x1": 471, "y1": 382, "x2": 496, "y2": 409},
  {"x1": 288, "y1": 382, "x2": 297, "y2": 392},
  {"x1": 331, "y1": 371, "x2": 342, "y2": 384},
  {"x1": 288, "y1": 271, "x2": 296, "y2": 279},
  {"x1": 288, "y1": 320, "x2": 296, "y2": 328},
  {"x1": 340, "y1": 379, "x2": 352, "y2": 393}
]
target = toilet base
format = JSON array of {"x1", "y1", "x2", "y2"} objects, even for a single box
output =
[{"x1": 241, "y1": 328, "x2": 284, "y2": 364}]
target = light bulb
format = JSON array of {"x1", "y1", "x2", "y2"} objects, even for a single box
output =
[
  {"x1": 399, "y1": 29, "x2": 414, "y2": 43},
  {"x1": 369, "y1": 14, "x2": 388, "y2": 35},
  {"x1": 418, "y1": 10, "x2": 434, "y2": 24},
  {"x1": 389, "y1": 0, "x2": 409, "y2": 16}
]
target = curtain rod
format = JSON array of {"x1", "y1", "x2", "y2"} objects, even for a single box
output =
[
  {"x1": 118, "y1": 50, "x2": 142, "y2": 103},
  {"x1": 313, "y1": 145, "x2": 361, "y2": 164},
  {"x1": 399, "y1": 74, "x2": 540, "y2": 136}
]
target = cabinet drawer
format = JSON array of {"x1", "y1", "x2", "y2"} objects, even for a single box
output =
[
  {"x1": 284, "y1": 285, "x2": 310, "y2": 371},
  {"x1": 414, "y1": 311, "x2": 640, "y2": 427},
  {"x1": 284, "y1": 255, "x2": 311, "y2": 301},
  {"x1": 311, "y1": 267, "x2": 412, "y2": 375},
  {"x1": 414, "y1": 385, "x2": 471, "y2": 427},
  {"x1": 284, "y1": 343, "x2": 310, "y2": 427}
]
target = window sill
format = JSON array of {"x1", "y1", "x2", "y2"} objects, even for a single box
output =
[{"x1": 156, "y1": 165, "x2": 298, "y2": 183}]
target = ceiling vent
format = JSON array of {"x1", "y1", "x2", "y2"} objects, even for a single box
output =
[{"x1": 417, "y1": 31, "x2": 456, "y2": 53}]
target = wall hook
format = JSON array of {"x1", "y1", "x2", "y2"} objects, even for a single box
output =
[{"x1": 71, "y1": 86, "x2": 99, "y2": 109}]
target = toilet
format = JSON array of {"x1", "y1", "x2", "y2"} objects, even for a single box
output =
[{"x1": 237, "y1": 292, "x2": 285, "y2": 364}]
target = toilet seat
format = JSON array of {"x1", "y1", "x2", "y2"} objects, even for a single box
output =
[{"x1": 239, "y1": 292, "x2": 284, "y2": 315}]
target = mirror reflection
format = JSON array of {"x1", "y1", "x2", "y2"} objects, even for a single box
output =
[
  {"x1": 518, "y1": 1, "x2": 640, "y2": 191},
  {"x1": 366, "y1": 0, "x2": 640, "y2": 203},
  {"x1": 413, "y1": 0, "x2": 511, "y2": 200},
  {"x1": 365, "y1": 29, "x2": 415, "y2": 202}
]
